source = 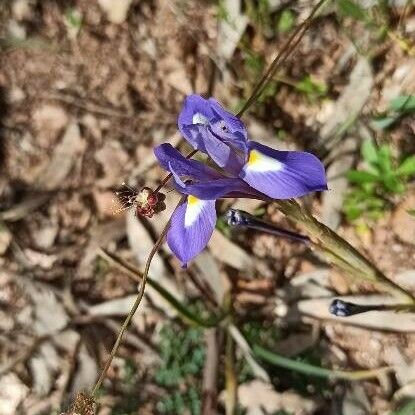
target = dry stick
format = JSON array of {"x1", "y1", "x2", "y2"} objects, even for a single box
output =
[
  {"x1": 91, "y1": 197, "x2": 185, "y2": 397},
  {"x1": 236, "y1": 0, "x2": 328, "y2": 117}
]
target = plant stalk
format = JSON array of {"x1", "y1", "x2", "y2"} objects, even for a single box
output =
[
  {"x1": 275, "y1": 199, "x2": 415, "y2": 304},
  {"x1": 91, "y1": 198, "x2": 184, "y2": 397}
]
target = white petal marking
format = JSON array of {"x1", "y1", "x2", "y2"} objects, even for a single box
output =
[
  {"x1": 185, "y1": 195, "x2": 207, "y2": 228},
  {"x1": 192, "y1": 112, "x2": 209, "y2": 125},
  {"x1": 246, "y1": 149, "x2": 284, "y2": 173}
]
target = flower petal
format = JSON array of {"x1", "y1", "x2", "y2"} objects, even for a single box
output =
[
  {"x1": 167, "y1": 196, "x2": 216, "y2": 266},
  {"x1": 177, "y1": 176, "x2": 262, "y2": 200},
  {"x1": 177, "y1": 95, "x2": 248, "y2": 174},
  {"x1": 178, "y1": 94, "x2": 214, "y2": 128},
  {"x1": 208, "y1": 98, "x2": 247, "y2": 138},
  {"x1": 154, "y1": 143, "x2": 220, "y2": 180},
  {"x1": 240, "y1": 141, "x2": 327, "y2": 199}
]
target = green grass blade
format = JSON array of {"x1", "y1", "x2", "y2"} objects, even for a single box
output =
[
  {"x1": 253, "y1": 344, "x2": 391, "y2": 380},
  {"x1": 99, "y1": 249, "x2": 224, "y2": 328}
]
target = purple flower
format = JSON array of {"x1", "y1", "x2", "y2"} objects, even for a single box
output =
[{"x1": 154, "y1": 95, "x2": 327, "y2": 266}]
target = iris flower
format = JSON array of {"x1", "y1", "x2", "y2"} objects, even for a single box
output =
[{"x1": 154, "y1": 94, "x2": 327, "y2": 266}]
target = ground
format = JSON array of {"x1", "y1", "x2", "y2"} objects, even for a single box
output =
[{"x1": 1, "y1": 0, "x2": 415, "y2": 414}]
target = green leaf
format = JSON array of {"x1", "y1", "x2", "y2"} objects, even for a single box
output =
[
  {"x1": 389, "y1": 95, "x2": 415, "y2": 113},
  {"x1": 361, "y1": 139, "x2": 378, "y2": 164},
  {"x1": 407, "y1": 209, "x2": 415, "y2": 217},
  {"x1": 377, "y1": 145, "x2": 393, "y2": 173},
  {"x1": 383, "y1": 175, "x2": 405, "y2": 193},
  {"x1": 346, "y1": 170, "x2": 379, "y2": 184},
  {"x1": 396, "y1": 156, "x2": 415, "y2": 176},
  {"x1": 295, "y1": 75, "x2": 327, "y2": 99},
  {"x1": 277, "y1": 9, "x2": 295, "y2": 33},
  {"x1": 337, "y1": 0, "x2": 367, "y2": 21},
  {"x1": 65, "y1": 8, "x2": 82, "y2": 30}
]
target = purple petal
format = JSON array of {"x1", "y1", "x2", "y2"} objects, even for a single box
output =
[
  {"x1": 178, "y1": 95, "x2": 214, "y2": 128},
  {"x1": 154, "y1": 144, "x2": 220, "y2": 181},
  {"x1": 208, "y1": 98, "x2": 247, "y2": 138},
  {"x1": 240, "y1": 141, "x2": 327, "y2": 199},
  {"x1": 167, "y1": 196, "x2": 217, "y2": 267},
  {"x1": 177, "y1": 95, "x2": 248, "y2": 174},
  {"x1": 177, "y1": 176, "x2": 262, "y2": 200},
  {"x1": 160, "y1": 148, "x2": 260, "y2": 200}
]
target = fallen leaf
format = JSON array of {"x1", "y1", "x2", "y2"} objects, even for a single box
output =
[
  {"x1": 318, "y1": 56, "x2": 373, "y2": 152},
  {"x1": 30, "y1": 286, "x2": 69, "y2": 336},
  {"x1": 87, "y1": 294, "x2": 137, "y2": 316},
  {"x1": 208, "y1": 230, "x2": 254, "y2": 273},
  {"x1": 0, "y1": 373, "x2": 29, "y2": 415},
  {"x1": 322, "y1": 136, "x2": 357, "y2": 230},
  {"x1": 194, "y1": 251, "x2": 230, "y2": 305},
  {"x1": 77, "y1": 218, "x2": 125, "y2": 278},
  {"x1": 36, "y1": 121, "x2": 85, "y2": 190},
  {"x1": 23, "y1": 248, "x2": 57, "y2": 269},
  {"x1": 95, "y1": 140, "x2": 129, "y2": 188},
  {"x1": 70, "y1": 343, "x2": 98, "y2": 396},
  {"x1": 342, "y1": 383, "x2": 371, "y2": 415},
  {"x1": 217, "y1": 0, "x2": 248, "y2": 62},
  {"x1": 126, "y1": 211, "x2": 182, "y2": 316}
]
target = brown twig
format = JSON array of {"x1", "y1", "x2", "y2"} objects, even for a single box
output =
[
  {"x1": 236, "y1": 0, "x2": 328, "y2": 117},
  {"x1": 91, "y1": 196, "x2": 185, "y2": 397}
]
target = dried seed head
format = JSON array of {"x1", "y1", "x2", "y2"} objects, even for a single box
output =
[
  {"x1": 67, "y1": 392, "x2": 96, "y2": 415},
  {"x1": 113, "y1": 184, "x2": 165, "y2": 218}
]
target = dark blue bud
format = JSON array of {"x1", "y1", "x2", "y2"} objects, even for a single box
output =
[
  {"x1": 329, "y1": 299, "x2": 384, "y2": 317},
  {"x1": 225, "y1": 209, "x2": 310, "y2": 244}
]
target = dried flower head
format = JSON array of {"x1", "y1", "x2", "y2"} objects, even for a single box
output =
[{"x1": 113, "y1": 183, "x2": 165, "y2": 218}]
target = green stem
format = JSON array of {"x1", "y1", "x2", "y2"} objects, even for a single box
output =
[
  {"x1": 275, "y1": 199, "x2": 415, "y2": 304},
  {"x1": 253, "y1": 345, "x2": 391, "y2": 381}
]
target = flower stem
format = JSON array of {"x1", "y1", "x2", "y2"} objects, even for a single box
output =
[
  {"x1": 275, "y1": 199, "x2": 415, "y2": 304},
  {"x1": 236, "y1": 0, "x2": 329, "y2": 117},
  {"x1": 91, "y1": 198, "x2": 184, "y2": 397}
]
